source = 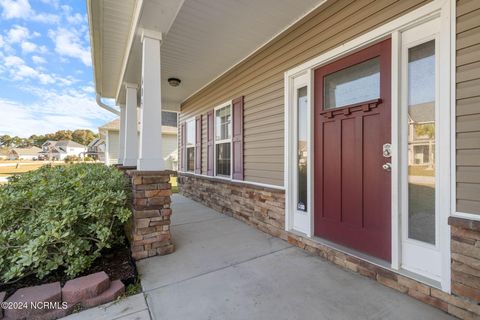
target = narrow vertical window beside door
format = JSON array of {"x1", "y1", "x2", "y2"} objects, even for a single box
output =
[
  {"x1": 297, "y1": 86, "x2": 308, "y2": 211},
  {"x1": 186, "y1": 120, "x2": 195, "y2": 172},
  {"x1": 407, "y1": 40, "x2": 436, "y2": 245}
]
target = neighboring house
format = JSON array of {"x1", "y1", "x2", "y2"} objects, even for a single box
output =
[
  {"x1": 0, "y1": 149, "x2": 8, "y2": 160},
  {"x1": 88, "y1": 0, "x2": 480, "y2": 317},
  {"x1": 408, "y1": 102, "x2": 435, "y2": 167},
  {"x1": 8, "y1": 146, "x2": 41, "y2": 160},
  {"x1": 87, "y1": 138, "x2": 106, "y2": 161},
  {"x1": 99, "y1": 112, "x2": 178, "y2": 169},
  {"x1": 39, "y1": 140, "x2": 87, "y2": 160}
]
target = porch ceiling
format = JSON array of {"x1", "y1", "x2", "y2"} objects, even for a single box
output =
[
  {"x1": 89, "y1": 0, "x2": 324, "y2": 109},
  {"x1": 87, "y1": 0, "x2": 137, "y2": 98}
]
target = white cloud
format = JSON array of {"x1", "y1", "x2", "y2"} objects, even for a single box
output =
[
  {"x1": 0, "y1": 0, "x2": 59, "y2": 23},
  {"x1": 31, "y1": 55, "x2": 46, "y2": 64},
  {"x1": 39, "y1": 0, "x2": 59, "y2": 9},
  {"x1": 3, "y1": 55, "x2": 56, "y2": 84},
  {"x1": 37, "y1": 45, "x2": 48, "y2": 54},
  {"x1": 7, "y1": 25, "x2": 29, "y2": 43},
  {"x1": 48, "y1": 28, "x2": 91, "y2": 66},
  {"x1": 31, "y1": 12, "x2": 59, "y2": 24},
  {"x1": 20, "y1": 40, "x2": 36, "y2": 53},
  {"x1": 0, "y1": 0, "x2": 31, "y2": 20},
  {"x1": 0, "y1": 90, "x2": 116, "y2": 136},
  {"x1": 82, "y1": 86, "x2": 95, "y2": 93},
  {"x1": 66, "y1": 13, "x2": 83, "y2": 25}
]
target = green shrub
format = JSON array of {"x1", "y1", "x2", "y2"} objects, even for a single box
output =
[
  {"x1": 0, "y1": 164, "x2": 131, "y2": 283},
  {"x1": 83, "y1": 156, "x2": 94, "y2": 162},
  {"x1": 64, "y1": 155, "x2": 80, "y2": 163}
]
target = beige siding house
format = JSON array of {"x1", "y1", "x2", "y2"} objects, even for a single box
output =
[
  {"x1": 8, "y1": 146, "x2": 41, "y2": 160},
  {"x1": 88, "y1": 0, "x2": 480, "y2": 318},
  {"x1": 99, "y1": 116, "x2": 178, "y2": 169}
]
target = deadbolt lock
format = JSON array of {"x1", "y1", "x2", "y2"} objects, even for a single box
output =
[{"x1": 383, "y1": 143, "x2": 392, "y2": 158}]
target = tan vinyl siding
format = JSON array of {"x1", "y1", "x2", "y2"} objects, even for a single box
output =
[
  {"x1": 456, "y1": 0, "x2": 480, "y2": 214},
  {"x1": 180, "y1": 0, "x2": 430, "y2": 186}
]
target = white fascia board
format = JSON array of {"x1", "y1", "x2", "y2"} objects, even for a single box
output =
[{"x1": 114, "y1": 0, "x2": 144, "y2": 104}]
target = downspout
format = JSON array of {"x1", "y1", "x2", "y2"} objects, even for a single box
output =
[{"x1": 96, "y1": 94, "x2": 121, "y2": 116}]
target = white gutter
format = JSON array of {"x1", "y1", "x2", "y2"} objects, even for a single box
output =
[{"x1": 96, "y1": 94, "x2": 120, "y2": 116}]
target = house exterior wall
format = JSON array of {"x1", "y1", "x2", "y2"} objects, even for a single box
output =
[
  {"x1": 68, "y1": 147, "x2": 86, "y2": 157},
  {"x1": 456, "y1": 0, "x2": 480, "y2": 215},
  {"x1": 107, "y1": 131, "x2": 120, "y2": 165},
  {"x1": 162, "y1": 134, "x2": 178, "y2": 171},
  {"x1": 180, "y1": 0, "x2": 432, "y2": 186}
]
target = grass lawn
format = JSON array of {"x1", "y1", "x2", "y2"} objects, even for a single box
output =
[
  {"x1": 408, "y1": 165, "x2": 435, "y2": 177},
  {"x1": 170, "y1": 176, "x2": 179, "y2": 193},
  {"x1": 0, "y1": 162, "x2": 66, "y2": 175}
]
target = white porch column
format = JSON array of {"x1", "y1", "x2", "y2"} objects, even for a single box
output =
[
  {"x1": 118, "y1": 104, "x2": 126, "y2": 165},
  {"x1": 123, "y1": 83, "x2": 139, "y2": 166},
  {"x1": 137, "y1": 29, "x2": 164, "y2": 171}
]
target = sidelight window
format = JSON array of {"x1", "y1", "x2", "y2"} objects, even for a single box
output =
[
  {"x1": 406, "y1": 40, "x2": 436, "y2": 245},
  {"x1": 297, "y1": 86, "x2": 308, "y2": 211}
]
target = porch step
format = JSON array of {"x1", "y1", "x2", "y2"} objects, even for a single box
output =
[
  {"x1": 81, "y1": 280, "x2": 125, "y2": 309},
  {"x1": 62, "y1": 271, "x2": 110, "y2": 306}
]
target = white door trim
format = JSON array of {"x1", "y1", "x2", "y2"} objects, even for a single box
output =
[{"x1": 284, "y1": 0, "x2": 453, "y2": 292}]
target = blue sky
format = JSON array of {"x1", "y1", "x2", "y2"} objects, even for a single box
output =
[{"x1": 0, "y1": 0, "x2": 116, "y2": 137}]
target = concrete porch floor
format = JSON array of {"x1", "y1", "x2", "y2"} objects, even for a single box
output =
[
  {"x1": 131, "y1": 194, "x2": 453, "y2": 320},
  {"x1": 64, "y1": 194, "x2": 454, "y2": 320}
]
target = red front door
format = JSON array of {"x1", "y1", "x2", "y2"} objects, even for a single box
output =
[{"x1": 314, "y1": 39, "x2": 391, "y2": 262}]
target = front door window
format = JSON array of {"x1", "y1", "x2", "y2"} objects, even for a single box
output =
[{"x1": 324, "y1": 57, "x2": 380, "y2": 109}]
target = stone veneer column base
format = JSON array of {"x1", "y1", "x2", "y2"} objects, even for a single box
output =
[
  {"x1": 179, "y1": 173, "x2": 480, "y2": 319},
  {"x1": 125, "y1": 170, "x2": 175, "y2": 260},
  {"x1": 449, "y1": 217, "x2": 480, "y2": 304}
]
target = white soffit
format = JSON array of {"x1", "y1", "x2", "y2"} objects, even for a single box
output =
[
  {"x1": 88, "y1": 0, "x2": 136, "y2": 98},
  {"x1": 114, "y1": 0, "x2": 323, "y2": 107}
]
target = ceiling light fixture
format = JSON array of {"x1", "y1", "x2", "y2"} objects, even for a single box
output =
[{"x1": 168, "y1": 77, "x2": 181, "y2": 87}]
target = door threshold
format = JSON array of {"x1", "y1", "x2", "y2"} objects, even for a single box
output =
[{"x1": 289, "y1": 230, "x2": 441, "y2": 289}]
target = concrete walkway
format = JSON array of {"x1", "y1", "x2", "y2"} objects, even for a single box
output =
[{"x1": 66, "y1": 194, "x2": 454, "y2": 320}]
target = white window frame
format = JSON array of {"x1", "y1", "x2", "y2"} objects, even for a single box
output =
[
  {"x1": 285, "y1": 73, "x2": 313, "y2": 236},
  {"x1": 400, "y1": 20, "x2": 445, "y2": 283},
  {"x1": 284, "y1": 0, "x2": 453, "y2": 292},
  {"x1": 214, "y1": 102, "x2": 233, "y2": 178},
  {"x1": 185, "y1": 117, "x2": 196, "y2": 173}
]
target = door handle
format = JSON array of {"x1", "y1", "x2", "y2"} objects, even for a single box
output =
[{"x1": 382, "y1": 163, "x2": 392, "y2": 171}]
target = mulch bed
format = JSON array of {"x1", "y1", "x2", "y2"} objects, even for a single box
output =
[{"x1": 0, "y1": 241, "x2": 138, "y2": 297}]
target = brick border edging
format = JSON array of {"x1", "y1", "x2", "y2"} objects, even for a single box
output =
[
  {"x1": 179, "y1": 174, "x2": 480, "y2": 320},
  {"x1": 0, "y1": 272, "x2": 125, "y2": 320}
]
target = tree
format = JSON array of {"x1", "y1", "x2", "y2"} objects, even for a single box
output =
[
  {"x1": 0, "y1": 135, "x2": 12, "y2": 147},
  {"x1": 1, "y1": 129, "x2": 99, "y2": 148},
  {"x1": 415, "y1": 123, "x2": 435, "y2": 139},
  {"x1": 53, "y1": 130, "x2": 73, "y2": 141},
  {"x1": 72, "y1": 129, "x2": 98, "y2": 146}
]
